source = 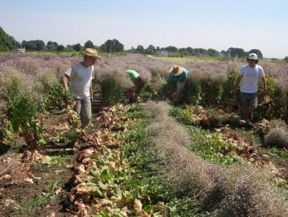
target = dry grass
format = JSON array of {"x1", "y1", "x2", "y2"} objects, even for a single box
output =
[
  {"x1": 265, "y1": 128, "x2": 288, "y2": 148},
  {"x1": 144, "y1": 101, "x2": 288, "y2": 216},
  {"x1": 264, "y1": 120, "x2": 288, "y2": 148}
]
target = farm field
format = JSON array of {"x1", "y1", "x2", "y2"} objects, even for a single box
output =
[{"x1": 0, "y1": 53, "x2": 288, "y2": 217}]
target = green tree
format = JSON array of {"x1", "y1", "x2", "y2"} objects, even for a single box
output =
[
  {"x1": 100, "y1": 39, "x2": 124, "y2": 52},
  {"x1": 84, "y1": 40, "x2": 94, "y2": 48},
  {"x1": 22, "y1": 40, "x2": 45, "y2": 51},
  {"x1": 165, "y1": 46, "x2": 178, "y2": 53},
  {"x1": 73, "y1": 43, "x2": 82, "y2": 51},
  {"x1": 46, "y1": 41, "x2": 58, "y2": 51},
  {"x1": 145, "y1": 45, "x2": 156, "y2": 54},
  {"x1": 226, "y1": 47, "x2": 246, "y2": 58},
  {"x1": 56, "y1": 45, "x2": 65, "y2": 52},
  {"x1": 0, "y1": 27, "x2": 20, "y2": 51},
  {"x1": 136, "y1": 45, "x2": 145, "y2": 53}
]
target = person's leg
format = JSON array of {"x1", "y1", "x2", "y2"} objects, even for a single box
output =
[
  {"x1": 240, "y1": 93, "x2": 250, "y2": 121},
  {"x1": 240, "y1": 93, "x2": 257, "y2": 123},
  {"x1": 241, "y1": 105, "x2": 249, "y2": 120},
  {"x1": 248, "y1": 93, "x2": 258, "y2": 121},
  {"x1": 80, "y1": 97, "x2": 92, "y2": 129}
]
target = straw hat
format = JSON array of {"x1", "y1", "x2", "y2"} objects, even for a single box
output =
[
  {"x1": 169, "y1": 65, "x2": 184, "y2": 76},
  {"x1": 83, "y1": 48, "x2": 101, "y2": 59}
]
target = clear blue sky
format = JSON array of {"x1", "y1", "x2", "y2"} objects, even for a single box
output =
[{"x1": 1, "y1": 0, "x2": 287, "y2": 58}]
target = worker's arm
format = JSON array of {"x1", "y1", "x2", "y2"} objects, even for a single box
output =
[
  {"x1": 62, "y1": 74, "x2": 70, "y2": 91},
  {"x1": 261, "y1": 76, "x2": 267, "y2": 93}
]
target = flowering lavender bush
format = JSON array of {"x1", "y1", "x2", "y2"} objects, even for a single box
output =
[{"x1": 0, "y1": 53, "x2": 288, "y2": 120}]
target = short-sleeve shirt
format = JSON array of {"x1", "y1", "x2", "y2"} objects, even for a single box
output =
[
  {"x1": 240, "y1": 64, "x2": 264, "y2": 93},
  {"x1": 167, "y1": 68, "x2": 189, "y2": 83},
  {"x1": 65, "y1": 63, "x2": 94, "y2": 99},
  {"x1": 126, "y1": 69, "x2": 140, "y2": 83}
]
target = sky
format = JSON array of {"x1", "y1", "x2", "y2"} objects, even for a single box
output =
[{"x1": 0, "y1": 0, "x2": 287, "y2": 58}]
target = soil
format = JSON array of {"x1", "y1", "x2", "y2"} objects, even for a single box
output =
[
  {"x1": 0, "y1": 151, "x2": 74, "y2": 217},
  {"x1": 0, "y1": 112, "x2": 76, "y2": 217}
]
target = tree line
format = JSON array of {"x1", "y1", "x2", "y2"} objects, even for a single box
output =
[{"x1": 1, "y1": 26, "x2": 286, "y2": 60}]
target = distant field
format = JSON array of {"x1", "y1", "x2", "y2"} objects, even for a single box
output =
[{"x1": 153, "y1": 55, "x2": 224, "y2": 63}]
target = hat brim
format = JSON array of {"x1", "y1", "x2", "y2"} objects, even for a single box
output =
[
  {"x1": 84, "y1": 54, "x2": 101, "y2": 59},
  {"x1": 169, "y1": 66, "x2": 184, "y2": 76}
]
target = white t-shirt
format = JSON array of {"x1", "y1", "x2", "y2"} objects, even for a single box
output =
[
  {"x1": 65, "y1": 63, "x2": 94, "y2": 99},
  {"x1": 240, "y1": 64, "x2": 264, "y2": 93}
]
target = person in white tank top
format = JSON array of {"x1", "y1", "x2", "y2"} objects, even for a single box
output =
[{"x1": 234, "y1": 53, "x2": 267, "y2": 122}]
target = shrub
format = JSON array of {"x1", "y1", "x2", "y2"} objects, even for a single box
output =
[
  {"x1": 270, "y1": 85, "x2": 286, "y2": 119},
  {"x1": 186, "y1": 78, "x2": 201, "y2": 104},
  {"x1": 141, "y1": 70, "x2": 167, "y2": 101},
  {"x1": 99, "y1": 74, "x2": 125, "y2": 106},
  {"x1": 200, "y1": 78, "x2": 224, "y2": 106},
  {"x1": 255, "y1": 75, "x2": 277, "y2": 120},
  {"x1": 222, "y1": 69, "x2": 238, "y2": 106},
  {"x1": 4, "y1": 76, "x2": 46, "y2": 149},
  {"x1": 38, "y1": 73, "x2": 73, "y2": 111}
]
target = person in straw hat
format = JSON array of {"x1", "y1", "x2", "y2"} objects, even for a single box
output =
[
  {"x1": 167, "y1": 65, "x2": 189, "y2": 105},
  {"x1": 63, "y1": 48, "x2": 101, "y2": 129},
  {"x1": 234, "y1": 52, "x2": 267, "y2": 124}
]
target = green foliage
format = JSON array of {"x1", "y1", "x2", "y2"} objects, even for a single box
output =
[
  {"x1": 169, "y1": 107, "x2": 193, "y2": 125},
  {"x1": 255, "y1": 75, "x2": 287, "y2": 121},
  {"x1": 188, "y1": 127, "x2": 237, "y2": 165},
  {"x1": 225, "y1": 47, "x2": 246, "y2": 58},
  {"x1": 121, "y1": 105, "x2": 215, "y2": 215},
  {"x1": 73, "y1": 43, "x2": 82, "y2": 51},
  {"x1": 200, "y1": 78, "x2": 224, "y2": 106},
  {"x1": 39, "y1": 74, "x2": 73, "y2": 111},
  {"x1": 140, "y1": 70, "x2": 167, "y2": 101},
  {"x1": 186, "y1": 78, "x2": 202, "y2": 104},
  {"x1": 22, "y1": 40, "x2": 45, "y2": 51},
  {"x1": 100, "y1": 39, "x2": 124, "y2": 53},
  {"x1": 45, "y1": 41, "x2": 58, "y2": 51},
  {"x1": 84, "y1": 40, "x2": 94, "y2": 48},
  {"x1": 4, "y1": 76, "x2": 46, "y2": 148},
  {"x1": 170, "y1": 107, "x2": 238, "y2": 165},
  {"x1": 100, "y1": 75, "x2": 124, "y2": 106},
  {"x1": 222, "y1": 69, "x2": 238, "y2": 106},
  {"x1": 0, "y1": 26, "x2": 20, "y2": 51}
]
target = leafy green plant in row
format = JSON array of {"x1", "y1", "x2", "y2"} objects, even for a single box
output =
[
  {"x1": 169, "y1": 107, "x2": 238, "y2": 165},
  {"x1": 38, "y1": 73, "x2": 73, "y2": 111},
  {"x1": 4, "y1": 76, "x2": 46, "y2": 149}
]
